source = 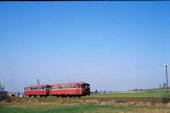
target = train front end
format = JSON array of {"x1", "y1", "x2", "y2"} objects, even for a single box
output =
[{"x1": 81, "y1": 83, "x2": 90, "y2": 96}]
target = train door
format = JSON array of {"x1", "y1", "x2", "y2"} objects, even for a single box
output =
[{"x1": 45, "y1": 85, "x2": 50, "y2": 96}]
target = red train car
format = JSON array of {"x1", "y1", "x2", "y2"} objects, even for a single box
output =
[
  {"x1": 49, "y1": 82, "x2": 90, "y2": 97},
  {"x1": 24, "y1": 84, "x2": 50, "y2": 97}
]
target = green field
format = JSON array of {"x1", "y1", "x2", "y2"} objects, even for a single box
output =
[
  {"x1": 0, "y1": 99, "x2": 170, "y2": 113},
  {"x1": 87, "y1": 88, "x2": 170, "y2": 98}
]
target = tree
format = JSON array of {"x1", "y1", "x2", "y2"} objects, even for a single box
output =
[
  {"x1": 0, "y1": 82, "x2": 5, "y2": 91},
  {"x1": 163, "y1": 83, "x2": 166, "y2": 88},
  {"x1": 94, "y1": 89, "x2": 98, "y2": 93},
  {"x1": 132, "y1": 88, "x2": 137, "y2": 91}
]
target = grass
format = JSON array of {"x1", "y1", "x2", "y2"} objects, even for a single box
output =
[
  {"x1": 0, "y1": 99, "x2": 170, "y2": 113},
  {"x1": 87, "y1": 88, "x2": 170, "y2": 98},
  {"x1": 1, "y1": 88, "x2": 170, "y2": 113}
]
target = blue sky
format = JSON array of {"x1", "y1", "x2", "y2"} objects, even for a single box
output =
[{"x1": 0, "y1": 2, "x2": 170, "y2": 92}]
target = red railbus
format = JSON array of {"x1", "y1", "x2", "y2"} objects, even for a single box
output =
[
  {"x1": 24, "y1": 85, "x2": 50, "y2": 97},
  {"x1": 49, "y1": 82, "x2": 90, "y2": 97},
  {"x1": 24, "y1": 82, "x2": 90, "y2": 97}
]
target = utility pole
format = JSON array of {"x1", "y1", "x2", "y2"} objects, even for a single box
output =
[
  {"x1": 37, "y1": 77, "x2": 40, "y2": 85},
  {"x1": 164, "y1": 64, "x2": 169, "y2": 97}
]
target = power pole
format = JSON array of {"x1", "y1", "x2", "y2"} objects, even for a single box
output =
[
  {"x1": 37, "y1": 77, "x2": 40, "y2": 85},
  {"x1": 164, "y1": 64, "x2": 169, "y2": 97}
]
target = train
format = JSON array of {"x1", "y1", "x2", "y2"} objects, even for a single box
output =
[{"x1": 24, "y1": 82, "x2": 90, "y2": 97}]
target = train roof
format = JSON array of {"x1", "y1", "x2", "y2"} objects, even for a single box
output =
[
  {"x1": 24, "y1": 82, "x2": 89, "y2": 88},
  {"x1": 51, "y1": 82, "x2": 89, "y2": 86},
  {"x1": 24, "y1": 84, "x2": 49, "y2": 88}
]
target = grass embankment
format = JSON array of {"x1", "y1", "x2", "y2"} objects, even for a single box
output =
[
  {"x1": 88, "y1": 88, "x2": 170, "y2": 98},
  {"x1": 0, "y1": 99, "x2": 170, "y2": 113}
]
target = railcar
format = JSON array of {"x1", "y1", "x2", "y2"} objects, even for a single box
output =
[
  {"x1": 24, "y1": 84, "x2": 50, "y2": 97},
  {"x1": 49, "y1": 82, "x2": 90, "y2": 97},
  {"x1": 24, "y1": 82, "x2": 90, "y2": 97}
]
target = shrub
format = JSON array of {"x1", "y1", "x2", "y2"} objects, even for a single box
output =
[{"x1": 161, "y1": 93, "x2": 169, "y2": 104}]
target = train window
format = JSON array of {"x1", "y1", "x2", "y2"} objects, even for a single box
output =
[
  {"x1": 80, "y1": 84, "x2": 85, "y2": 88},
  {"x1": 73, "y1": 85, "x2": 75, "y2": 88},
  {"x1": 44, "y1": 86, "x2": 50, "y2": 90},
  {"x1": 58, "y1": 85, "x2": 62, "y2": 89},
  {"x1": 67, "y1": 85, "x2": 70, "y2": 88},
  {"x1": 85, "y1": 84, "x2": 90, "y2": 89},
  {"x1": 87, "y1": 84, "x2": 90, "y2": 89},
  {"x1": 47, "y1": 86, "x2": 50, "y2": 90},
  {"x1": 77, "y1": 84, "x2": 80, "y2": 88},
  {"x1": 60, "y1": 85, "x2": 63, "y2": 89}
]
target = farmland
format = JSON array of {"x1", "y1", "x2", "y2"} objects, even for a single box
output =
[
  {"x1": 88, "y1": 89, "x2": 170, "y2": 98},
  {"x1": 0, "y1": 88, "x2": 170, "y2": 113}
]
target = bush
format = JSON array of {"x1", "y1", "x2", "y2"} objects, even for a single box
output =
[
  {"x1": 161, "y1": 93, "x2": 169, "y2": 104},
  {"x1": 0, "y1": 95, "x2": 11, "y2": 102}
]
